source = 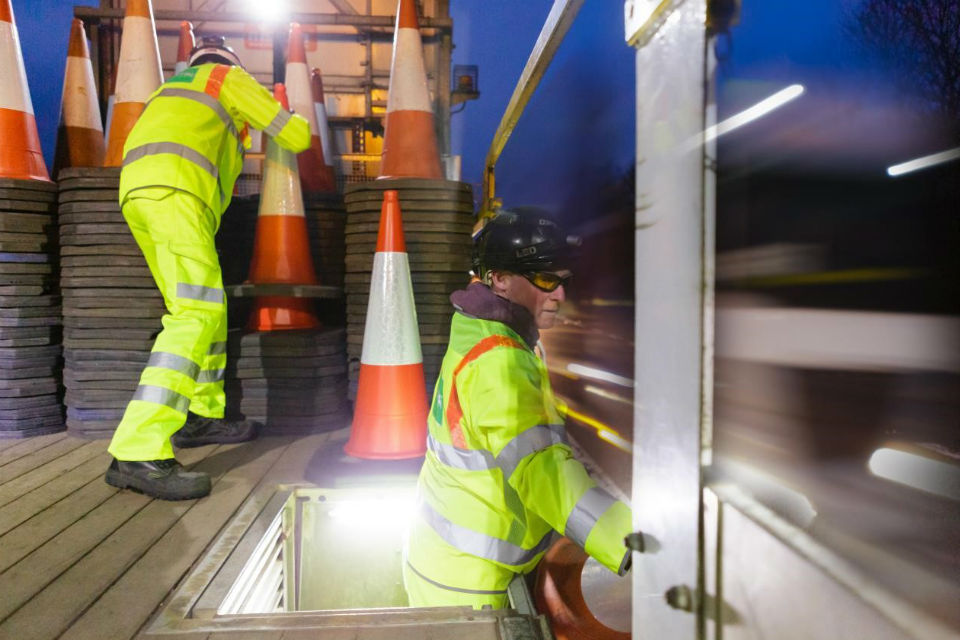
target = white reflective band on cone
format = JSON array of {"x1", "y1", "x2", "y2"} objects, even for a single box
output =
[
  {"x1": 0, "y1": 22, "x2": 32, "y2": 113},
  {"x1": 360, "y1": 252, "x2": 423, "y2": 366},
  {"x1": 286, "y1": 61, "x2": 321, "y2": 134},
  {"x1": 62, "y1": 56, "x2": 102, "y2": 130},
  {"x1": 114, "y1": 15, "x2": 162, "y2": 103},
  {"x1": 386, "y1": 29, "x2": 432, "y2": 113},
  {"x1": 259, "y1": 136, "x2": 305, "y2": 217}
]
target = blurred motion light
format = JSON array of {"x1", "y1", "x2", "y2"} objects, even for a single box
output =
[
  {"x1": 868, "y1": 448, "x2": 960, "y2": 500},
  {"x1": 705, "y1": 84, "x2": 804, "y2": 142},
  {"x1": 246, "y1": 0, "x2": 288, "y2": 22},
  {"x1": 567, "y1": 363, "x2": 634, "y2": 388},
  {"x1": 886, "y1": 146, "x2": 960, "y2": 177}
]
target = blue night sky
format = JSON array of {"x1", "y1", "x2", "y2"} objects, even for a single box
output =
[{"x1": 11, "y1": 0, "x2": 883, "y2": 217}]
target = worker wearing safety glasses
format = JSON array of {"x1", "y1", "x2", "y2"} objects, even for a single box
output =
[{"x1": 403, "y1": 209, "x2": 633, "y2": 609}]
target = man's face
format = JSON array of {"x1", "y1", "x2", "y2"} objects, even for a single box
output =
[{"x1": 493, "y1": 270, "x2": 570, "y2": 330}]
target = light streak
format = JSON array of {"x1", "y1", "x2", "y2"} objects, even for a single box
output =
[
  {"x1": 704, "y1": 84, "x2": 805, "y2": 142},
  {"x1": 868, "y1": 447, "x2": 960, "y2": 500},
  {"x1": 562, "y1": 405, "x2": 633, "y2": 454},
  {"x1": 887, "y1": 146, "x2": 960, "y2": 177},
  {"x1": 566, "y1": 363, "x2": 634, "y2": 388}
]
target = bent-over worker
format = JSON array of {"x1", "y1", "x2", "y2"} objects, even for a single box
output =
[{"x1": 105, "y1": 37, "x2": 311, "y2": 501}]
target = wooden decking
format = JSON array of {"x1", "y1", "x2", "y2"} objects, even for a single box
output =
[{"x1": 0, "y1": 429, "x2": 334, "y2": 640}]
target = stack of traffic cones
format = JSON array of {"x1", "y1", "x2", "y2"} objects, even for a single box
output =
[
  {"x1": 246, "y1": 84, "x2": 321, "y2": 332},
  {"x1": 286, "y1": 23, "x2": 335, "y2": 194},
  {"x1": 0, "y1": 0, "x2": 63, "y2": 437},
  {"x1": 378, "y1": 0, "x2": 443, "y2": 180},
  {"x1": 104, "y1": 0, "x2": 162, "y2": 167},
  {"x1": 54, "y1": 18, "x2": 105, "y2": 175},
  {"x1": 174, "y1": 21, "x2": 195, "y2": 76},
  {"x1": 345, "y1": 190, "x2": 428, "y2": 460}
]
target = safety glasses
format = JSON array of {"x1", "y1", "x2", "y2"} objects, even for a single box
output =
[{"x1": 522, "y1": 271, "x2": 572, "y2": 292}]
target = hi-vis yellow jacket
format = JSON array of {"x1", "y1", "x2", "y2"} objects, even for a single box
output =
[
  {"x1": 408, "y1": 312, "x2": 632, "y2": 596},
  {"x1": 119, "y1": 63, "x2": 310, "y2": 214}
]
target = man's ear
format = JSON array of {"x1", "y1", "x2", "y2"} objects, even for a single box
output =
[{"x1": 488, "y1": 270, "x2": 510, "y2": 295}]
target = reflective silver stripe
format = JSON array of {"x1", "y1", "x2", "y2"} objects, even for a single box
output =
[
  {"x1": 420, "y1": 501, "x2": 552, "y2": 566},
  {"x1": 145, "y1": 351, "x2": 200, "y2": 381},
  {"x1": 405, "y1": 561, "x2": 507, "y2": 595},
  {"x1": 124, "y1": 142, "x2": 219, "y2": 181},
  {"x1": 427, "y1": 433, "x2": 495, "y2": 471},
  {"x1": 131, "y1": 384, "x2": 190, "y2": 414},
  {"x1": 197, "y1": 368, "x2": 225, "y2": 384},
  {"x1": 150, "y1": 88, "x2": 238, "y2": 140},
  {"x1": 208, "y1": 341, "x2": 227, "y2": 356},
  {"x1": 427, "y1": 424, "x2": 567, "y2": 479},
  {"x1": 264, "y1": 108, "x2": 292, "y2": 138},
  {"x1": 176, "y1": 282, "x2": 224, "y2": 304},
  {"x1": 496, "y1": 423, "x2": 567, "y2": 480},
  {"x1": 564, "y1": 486, "x2": 619, "y2": 549}
]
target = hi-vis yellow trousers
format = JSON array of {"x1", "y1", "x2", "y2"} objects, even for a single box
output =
[{"x1": 107, "y1": 188, "x2": 227, "y2": 462}]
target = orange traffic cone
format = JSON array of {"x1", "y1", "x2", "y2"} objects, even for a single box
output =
[
  {"x1": 285, "y1": 23, "x2": 335, "y2": 194},
  {"x1": 104, "y1": 0, "x2": 162, "y2": 166},
  {"x1": 0, "y1": 0, "x2": 50, "y2": 182},
  {"x1": 345, "y1": 190, "x2": 428, "y2": 460},
  {"x1": 310, "y1": 68, "x2": 336, "y2": 168},
  {"x1": 378, "y1": 0, "x2": 443, "y2": 180},
  {"x1": 246, "y1": 84, "x2": 321, "y2": 332},
  {"x1": 54, "y1": 19, "x2": 104, "y2": 174},
  {"x1": 174, "y1": 21, "x2": 195, "y2": 76}
]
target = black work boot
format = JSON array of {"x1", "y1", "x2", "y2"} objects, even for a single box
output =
[
  {"x1": 171, "y1": 413, "x2": 260, "y2": 448},
  {"x1": 105, "y1": 458, "x2": 211, "y2": 500}
]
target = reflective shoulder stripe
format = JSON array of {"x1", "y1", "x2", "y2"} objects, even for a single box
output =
[
  {"x1": 446, "y1": 334, "x2": 527, "y2": 448},
  {"x1": 405, "y1": 561, "x2": 507, "y2": 596},
  {"x1": 197, "y1": 367, "x2": 225, "y2": 384},
  {"x1": 420, "y1": 500, "x2": 552, "y2": 567},
  {"x1": 564, "y1": 486, "x2": 619, "y2": 549},
  {"x1": 264, "y1": 108, "x2": 292, "y2": 138},
  {"x1": 150, "y1": 87, "x2": 238, "y2": 141},
  {"x1": 145, "y1": 351, "x2": 200, "y2": 381},
  {"x1": 124, "y1": 142, "x2": 219, "y2": 180},
  {"x1": 132, "y1": 384, "x2": 190, "y2": 414},
  {"x1": 176, "y1": 282, "x2": 224, "y2": 304},
  {"x1": 204, "y1": 64, "x2": 231, "y2": 100},
  {"x1": 208, "y1": 341, "x2": 227, "y2": 356}
]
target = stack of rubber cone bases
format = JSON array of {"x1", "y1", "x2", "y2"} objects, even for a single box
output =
[
  {"x1": 223, "y1": 327, "x2": 349, "y2": 435},
  {"x1": 286, "y1": 23, "x2": 335, "y2": 194},
  {"x1": 345, "y1": 190, "x2": 428, "y2": 459},
  {"x1": 104, "y1": 0, "x2": 162, "y2": 167},
  {"x1": 54, "y1": 19, "x2": 105, "y2": 175},
  {"x1": 378, "y1": 0, "x2": 443, "y2": 180},
  {"x1": 174, "y1": 21, "x2": 195, "y2": 76},
  {"x1": 246, "y1": 83, "x2": 321, "y2": 332},
  {"x1": 0, "y1": 0, "x2": 63, "y2": 437},
  {"x1": 58, "y1": 167, "x2": 164, "y2": 438}
]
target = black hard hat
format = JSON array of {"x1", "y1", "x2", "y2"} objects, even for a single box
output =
[
  {"x1": 189, "y1": 36, "x2": 243, "y2": 68},
  {"x1": 472, "y1": 208, "x2": 580, "y2": 279}
]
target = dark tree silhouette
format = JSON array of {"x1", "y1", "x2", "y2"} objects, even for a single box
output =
[{"x1": 848, "y1": 0, "x2": 960, "y2": 138}]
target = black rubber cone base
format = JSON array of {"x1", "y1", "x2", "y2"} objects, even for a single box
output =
[{"x1": 304, "y1": 434, "x2": 425, "y2": 488}]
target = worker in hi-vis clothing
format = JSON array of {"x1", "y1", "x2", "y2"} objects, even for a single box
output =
[
  {"x1": 104, "y1": 37, "x2": 311, "y2": 501},
  {"x1": 403, "y1": 210, "x2": 633, "y2": 608}
]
